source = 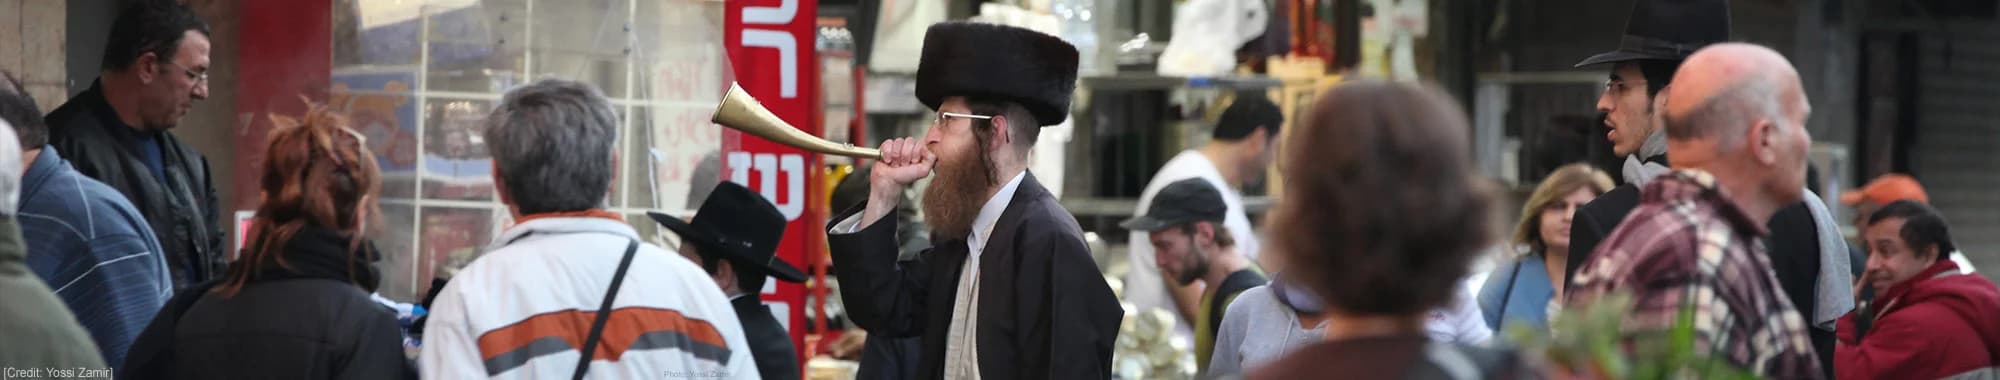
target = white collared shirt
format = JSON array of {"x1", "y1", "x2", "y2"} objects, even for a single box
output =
[
  {"x1": 943, "y1": 171, "x2": 1025, "y2": 380},
  {"x1": 964, "y1": 171, "x2": 1027, "y2": 274}
]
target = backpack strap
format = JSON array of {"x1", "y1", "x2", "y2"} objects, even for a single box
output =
[
  {"x1": 572, "y1": 238, "x2": 641, "y2": 380},
  {"x1": 1414, "y1": 342, "x2": 1519, "y2": 380}
]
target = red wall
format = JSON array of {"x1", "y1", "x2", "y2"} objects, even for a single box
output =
[{"x1": 233, "y1": 0, "x2": 333, "y2": 214}]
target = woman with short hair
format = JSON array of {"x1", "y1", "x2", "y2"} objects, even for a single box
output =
[{"x1": 1477, "y1": 163, "x2": 1613, "y2": 332}]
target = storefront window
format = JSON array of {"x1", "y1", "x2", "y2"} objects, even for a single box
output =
[{"x1": 331, "y1": 0, "x2": 729, "y2": 301}]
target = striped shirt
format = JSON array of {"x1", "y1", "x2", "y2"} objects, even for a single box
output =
[
  {"x1": 1567, "y1": 169, "x2": 1821, "y2": 379},
  {"x1": 18, "y1": 146, "x2": 172, "y2": 367}
]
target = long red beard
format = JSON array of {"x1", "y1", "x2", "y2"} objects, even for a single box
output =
[{"x1": 922, "y1": 148, "x2": 990, "y2": 240}]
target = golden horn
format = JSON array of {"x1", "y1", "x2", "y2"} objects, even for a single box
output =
[{"x1": 711, "y1": 82, "x2": 881, "y2": 159}]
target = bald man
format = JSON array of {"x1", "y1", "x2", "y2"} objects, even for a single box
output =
[{"x1": 1566, "y1": 43, "x2": 1822, "y2": 378}]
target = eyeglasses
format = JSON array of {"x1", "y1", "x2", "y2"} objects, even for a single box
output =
[
  {"x1": 932, "y1": 111, "x2": 993, "y2": 127},
  {"x1": 1604, "y1": 78, "x2": 1647, "y2": 95},
  {"x1": 163, "y1": 61, "x2": 208, "y2": 85}
]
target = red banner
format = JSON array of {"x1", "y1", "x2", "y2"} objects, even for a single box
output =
[{"x1": 723, "y1": 0, "x2": 821, "y2": 372}]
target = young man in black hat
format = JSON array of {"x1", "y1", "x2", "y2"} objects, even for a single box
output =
[
  {"x1": 651, "y1": 182, "x2": 808, "y2": 380},
  {"x1": 1563, "y1": 0, "x2": 1733, "y2": 278},
  {"x1": 1564, "y1": 1, "x2": 1852, "y2": 374},
  {"x1": 826, "y1": 22, "x2": 1122, "y2": 379},
  {"x1": 1121, "y1": 178, "x2": 1264, "y2": 375}
]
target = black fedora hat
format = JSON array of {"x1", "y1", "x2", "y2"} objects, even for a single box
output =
[
  {"x1": 647, "y1": 182, "x2": 805, "y2": 283},
  {"x1": 1574, "y1": 0, "x2": 1731, "y2": 67}
]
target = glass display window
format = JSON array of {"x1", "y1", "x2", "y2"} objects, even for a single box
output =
[{"x1": 328, "y1": 0, "x2": 729, "y2": 301}]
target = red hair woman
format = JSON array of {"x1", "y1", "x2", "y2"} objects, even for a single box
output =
[{"x1": 123, "y1": 104, "x2": 414, "y2": 379}]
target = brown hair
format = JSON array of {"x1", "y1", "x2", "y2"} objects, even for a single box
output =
[
  {"x1": 218, "y1": 103, "x2": 382, "y2": 297},
  {"x1": 1511, "y1": 163, "x2": 1614, "y2": 254},
  {"x1": 1266, "y1": 80, "x2": 1498, "y2": 316},
  {"x1": 1178, "y1": 222, "x2": 1236, "y2": 249}
]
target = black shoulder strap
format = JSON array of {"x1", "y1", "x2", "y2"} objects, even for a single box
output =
[
  {"x1": 1496, "y1": 259, "x2": 1524, "y2": 323},
  {"x1": 573, "y1": 239, "x2": 641, "y2": 380},
  {"x1": 1643, "y1": 153, "x2": 1669, "y2": 166},
  {"x1": 1416, "y1": 342, "x2": 1520, "y2": 380}
]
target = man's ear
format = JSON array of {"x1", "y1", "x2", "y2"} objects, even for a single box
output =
[
  {"x1": 991, "y1": 115, "x2": 1014, "y2": 150},
  {"x1": 607, "y1": 151, "x2": 621, "y2": 198},
  {"x1": 1751, "y1": 120, "x2": 1780, "y2": 165},
  {"x1": 136, "y1": 53, "x2": 160, "y2": 84},
  {"x1": 1197, "y1": 222, "x2": 1217, "y2": 245},
  {"x1": 1246, "y1": 127, "x2": 1271, "y2": 155},
  {"x1": 491, "y1": 163, "x2": 513, "y2": 208},
  {"x1": 712, "y1": 259, "x2": 736, "y2": 290}
]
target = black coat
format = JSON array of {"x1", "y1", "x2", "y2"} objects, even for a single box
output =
[
  {"x1": 1566, "y1": 181, "x2": 1834, "y2": 377},
  {"x1": 122, "y1": 226, "x2": 413, "y2": 379},
  {"x1": 827, "y1": 173, "x2": 1122, "y2": 379},
  {"x1": 735, "y1": 296, "x2": 800, "y2": 380},
  {"x1": 43, "y1": 82, "x2": 225, "y2": 289}
]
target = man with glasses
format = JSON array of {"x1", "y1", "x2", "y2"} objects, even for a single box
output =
[
  {"x1": 1564, "y1": 0, "x2": 1852, "y2": 375},
  {"x1": 826, "y1": 22, "x2": 1122, "y2": 378},
  {"x1": 44, "y1": 1, "x2": 223, "y2": 290},
  {"x1": 1563, "y1": 0, "x2": 1730, "y2": 278}
]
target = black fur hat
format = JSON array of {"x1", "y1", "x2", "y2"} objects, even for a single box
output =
[{"x1": 915, "y1": 22, "x2": 1079, "y2": 126}]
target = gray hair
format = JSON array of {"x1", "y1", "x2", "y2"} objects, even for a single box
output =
[
  {"x1": 0, "y1": 118, "x2": 19, "y2": 214},
  {"x1": 1663, "y1": 75, "x2": 1786, "y2": 151},
  {"x1": 484, "y1": 79, "x2": 620, "y2": 215}
]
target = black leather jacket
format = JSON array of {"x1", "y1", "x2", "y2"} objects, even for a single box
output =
[{"x1": 43, "y1": 81, "x2": 226, "y2": 289}]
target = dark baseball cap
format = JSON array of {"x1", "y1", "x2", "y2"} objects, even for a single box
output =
[{"x1": 1121, "y1": 178, "x2": 1228, "y2": 232}]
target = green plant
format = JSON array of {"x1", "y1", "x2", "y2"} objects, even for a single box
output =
[{"x1": 1506, "y1": 293, "x2": 1758, "y2": 380}]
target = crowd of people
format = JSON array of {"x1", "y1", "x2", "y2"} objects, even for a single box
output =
[{"x1": 0, "y1": 1, "x2": 1996, "y2": 380}]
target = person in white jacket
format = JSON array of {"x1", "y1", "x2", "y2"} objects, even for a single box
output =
[{"x1": 420, "y1": 79, "x2": 758, "y2": 379}]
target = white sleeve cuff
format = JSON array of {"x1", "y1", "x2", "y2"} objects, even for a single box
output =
[{"x1": 830, "y1": 212, "x2": 867, "y2": 235}]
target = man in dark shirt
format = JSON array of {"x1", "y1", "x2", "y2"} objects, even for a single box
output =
[
  {"x1": 42, "y1": 1, "x2": 223, "y2": 289},
  {"x1": 1121, "y1": 178, "x2": 1266, "y2": 374},
  {"x1": 653, "y1": 182, "x2": 810, "y2": 380}
]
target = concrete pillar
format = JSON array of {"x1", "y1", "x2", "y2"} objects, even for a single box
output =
[{"x1": 0, "y1": 0, "x2": 69, "y2": 112}]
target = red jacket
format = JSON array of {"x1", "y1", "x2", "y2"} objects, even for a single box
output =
[{"x1": 1836, "y1": 260, "x2": 2000, "y2": 379}]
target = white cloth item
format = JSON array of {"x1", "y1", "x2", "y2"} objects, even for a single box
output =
[
  {"x1": 0, "y1": 119, "x2": 18, "y2": 213},
  {"x1": 1155, "y1": 0, "x2": 1269, "y2": 77},
  {"x1": 867, "y1": 0, "x2": 947, "y2": 73},
  {"x1": 1207, "y1": 284, "x2": 1489, "y2": 378},
  {"x1": 944, "y1": 255, "x2": 984, "y2": 380},
  {"x1": 1424, "y1": 284, "x2": 1492, "y2": 345},
  {"x1": 940, "y1": 171, "x2": 1024, "y2": 380},
  {"x1": 419, "y1": 217, "x2": 759, "y2": 380},
  {"x1": 1124, "y1": 150, "x2": 1262, "y2": 343},
  {"x1": 965, "y1": 172, "x2": 1027, "y2": 276},
  {"x1": 1620, "y1": 130, "x2": 1672, "y2": 186},
  {"x1": 1800, "y1": 189, "x2": 1856, "y2": 331},
  {"x1": 1951, "y1": 252, "x2": 1979, "y2": 274}
]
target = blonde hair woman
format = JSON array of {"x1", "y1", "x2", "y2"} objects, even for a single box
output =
[{"x1": 1475, "y1": 163, "x2": 1613, "y2": 332}]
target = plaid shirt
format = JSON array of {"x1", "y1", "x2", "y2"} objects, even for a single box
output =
[{"x1": 1567, "y1": 170, "x2": 1822, "y2": 379}]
